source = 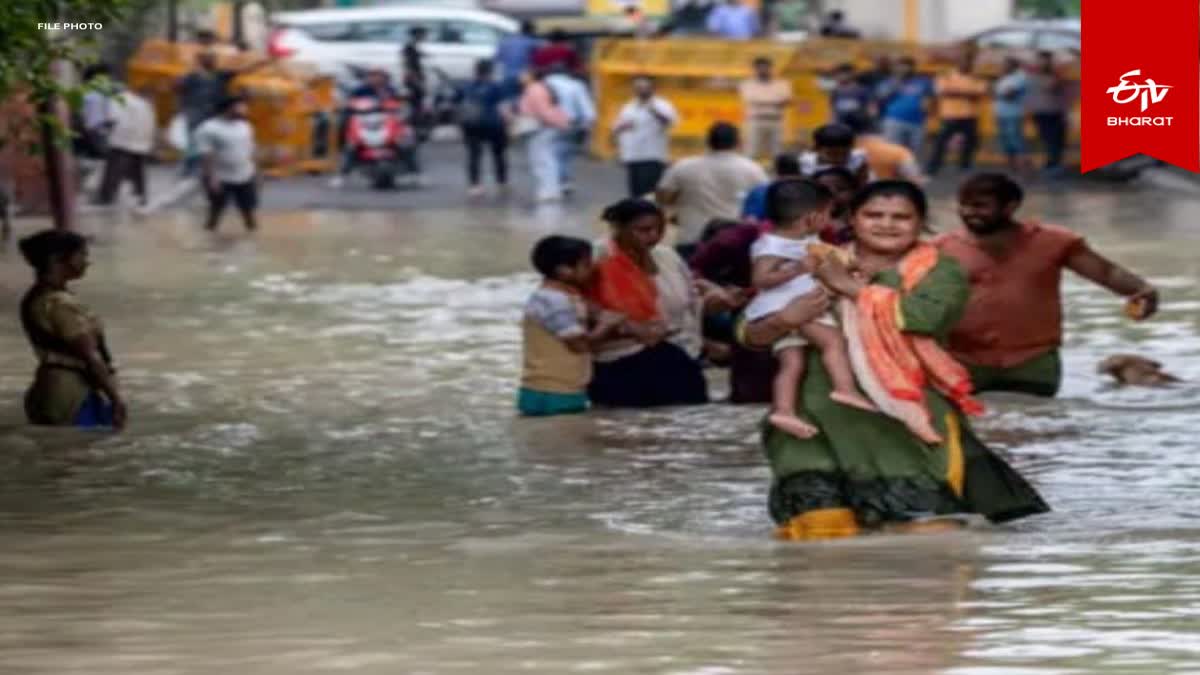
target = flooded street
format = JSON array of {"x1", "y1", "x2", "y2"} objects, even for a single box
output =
[{"x1": 2, "y1": 178, "x2": 1200, "y2": 674}]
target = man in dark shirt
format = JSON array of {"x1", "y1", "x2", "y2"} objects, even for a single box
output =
[
  {"x1": 177, "y1": 51, "x2": 271, "y2": 131},
  {"x1": 828, "y1": 63, "x2": 872, "y2": 127},
  {"x1": 176, "y1": 51, "x2": 270, "y2": 173},
  {"x1": 819, "y1": 10, "x2": 860, "y2": 38},
  {"x1": 401, "y1": 26, "x2": 428, "y2": 109},
  {"x1": 178, "y1": 52, "x2": 237, "y2": 132},
  {"x1": 857, "y1": 55, "x2": 893, "y2": 103}
]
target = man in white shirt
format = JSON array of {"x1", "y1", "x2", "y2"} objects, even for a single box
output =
[
  {"x1": 545, "y1": 64, "x2": 596, "y2": 193},
  {"x1": 611, "y1": 76, "x2": 677, "y2": 197},
  {"x1": 95, "y1": 85, "x2": 157, "y2": 207},
  {"x1": 77, "y1": 64, "x2": 114, "y2": 194},
  {"x1": 195, "y1": 96, "x2": 258, "y2": 232},
  {"x1": 657, "y1": 122, "x2": 768, "y2": 248}
]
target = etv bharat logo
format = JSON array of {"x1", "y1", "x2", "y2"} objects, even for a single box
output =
[{"x1": 1106, "y1": 69, "x2": 1174, "y2": 127}]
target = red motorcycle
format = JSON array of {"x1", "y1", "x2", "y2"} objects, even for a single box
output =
[{"x1": 343, "y1": 96, "x2": 418, "y2": 189}]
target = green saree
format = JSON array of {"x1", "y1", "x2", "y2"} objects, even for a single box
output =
[{"x1": 761, "y1": 253, "x2": 1049, "y2": 538}]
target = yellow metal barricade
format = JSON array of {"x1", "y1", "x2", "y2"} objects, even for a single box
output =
[
  {"x1": 126, "y1": 39, "x2": 337, "y2": 176},
  {"x1": 590, "y1": 37, "x2": 1080, "y2": 165}
]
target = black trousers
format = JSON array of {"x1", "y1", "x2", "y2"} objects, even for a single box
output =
[
  {"x1": 1033, "y1": 112, "x2": 1067, "y2": 169},
  {"x1": 926, "y1": 118, "x2": 979, "y2": 175},
  {"x1": 95, "y1": 148, "x2": 146, "y2": 205},
  {"x1": 463, "y1": 125, "x2": 508, "y2": 186},
  {"x1": 626, "y1": 160, "x2": 666, "y2": 198},
  {"x1": 588, "y1": 342, "x2": 709, "y2": 408},
  {"x1": 206, "y1": 180, "x2": 258, "y2": 231}
]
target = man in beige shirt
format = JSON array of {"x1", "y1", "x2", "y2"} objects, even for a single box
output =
[
  {"x1": 657, "y1": 122, "x2": 769, "y2": 250},
  {"x1": 738, "y1": 57, "x2": 792, "y2": 160}
]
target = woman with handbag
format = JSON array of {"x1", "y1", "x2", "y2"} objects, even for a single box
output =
[{"x1": 516, "y1": 68, "x2": 569, "y2": 204}]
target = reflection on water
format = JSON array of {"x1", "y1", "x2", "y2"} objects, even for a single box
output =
[{"x1": 1, "y1": 185, "x2": 1200, "y2": 673}]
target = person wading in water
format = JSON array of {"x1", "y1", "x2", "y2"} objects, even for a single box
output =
[{"x1": 18, "y1": 230, "x2": 126, "y2": 430}]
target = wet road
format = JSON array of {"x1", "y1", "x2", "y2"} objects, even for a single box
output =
[{"x1": 1, "y1": 155, "x2": 1200, "y2": 674}]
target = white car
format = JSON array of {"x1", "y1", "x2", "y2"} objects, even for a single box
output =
[{"x1": 270, "y1": 5, "x2": 519, "y2": 84}]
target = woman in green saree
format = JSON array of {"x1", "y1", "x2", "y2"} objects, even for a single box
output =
[{"x1": 743, "y1": 181, "x2": 1048, "y2": 540}]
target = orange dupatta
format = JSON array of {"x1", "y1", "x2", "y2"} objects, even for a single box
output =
[
  {"x1": 857, "y1": 243, "x2": 984, "y2": 416},
  {"x1": 588, "y1": 240, "x2": 660, "y2": 322}
]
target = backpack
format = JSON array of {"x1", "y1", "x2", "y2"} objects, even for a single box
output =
[{"x1": 456, "y1": 83, "x2": 487, "y2": 126}]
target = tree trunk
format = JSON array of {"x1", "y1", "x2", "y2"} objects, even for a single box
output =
[{"x1": 40, "y1": 60, "x2": 76, "y2": 231}]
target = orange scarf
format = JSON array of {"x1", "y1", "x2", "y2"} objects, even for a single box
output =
[
  {"x1": 857, "y1": 243, "x2": 984, "y2": 416},
  {"x1": 588, "y1": 240, "x2": 660, "y2": 322}
]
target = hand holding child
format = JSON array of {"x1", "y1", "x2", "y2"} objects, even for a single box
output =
[
  {"x1": 627, "y1": 320, "x2": 669, "y2": 346},
  {"x1": 595, "y1": 312, "x2": 626, "y2": 333},
  {"x1": 812, "y1": 253, "x2": 864, "y2": 298}
]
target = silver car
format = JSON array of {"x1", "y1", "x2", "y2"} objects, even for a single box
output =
[{"x1": 271, "y1": 5, "x2": 519, "y2": 84}]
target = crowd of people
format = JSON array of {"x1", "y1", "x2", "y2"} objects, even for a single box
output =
[
  {"x1": 19, "y1": 9, "x2": 1119, "y2": 539},
  {"x1": 73, "y1": 42, "x2": 272, "y2": 231},
  {"x1": 512, "y1": 106, "x2": 1157, "y2": 536},
  {"x1": 67, "y1": 11, "x2": 1077, "y2": 217},
  {"x1": 829, "y1": 50, "x2": 1075, "y2": 177}
]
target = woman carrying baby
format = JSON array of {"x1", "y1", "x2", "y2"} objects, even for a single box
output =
[{"x1": 742, "y1": 180, "x2": 1049, "y2": 540}]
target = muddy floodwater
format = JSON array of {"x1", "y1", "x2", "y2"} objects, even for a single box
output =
[{"x1": 2, "y1": 184, "x2": 1200, "y2": 674}]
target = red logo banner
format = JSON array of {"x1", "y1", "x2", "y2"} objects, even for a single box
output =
[{"x1": 1082, "y1": 0, "x2": 1200, "y2": 172}]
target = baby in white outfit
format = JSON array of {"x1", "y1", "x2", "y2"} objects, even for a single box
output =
[{"x1": 744, "y1": 180, "x2": 875, "y2": 439}]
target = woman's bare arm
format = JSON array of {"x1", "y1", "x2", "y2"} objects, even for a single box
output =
[
  {"x1": 563, "y1": 312, "x2": 630, "y2": 354},
  {"x1": 68, "y1": 333, "x2": 126, "y2": 429},
  {"x1": 742, "y1": 290, "x2": 830, "y2": 349}
]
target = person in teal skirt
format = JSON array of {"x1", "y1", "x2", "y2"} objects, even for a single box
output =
[{"x1": 741, "y1": 181, "x2": 1048, "y2": 540}]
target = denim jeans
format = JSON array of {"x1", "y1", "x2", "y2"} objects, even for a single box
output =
[
  {"x1": 996, "y1": 115, "x2": 1027, "y2": 157},
  {"x1": 527, "y1": 127, "x2": 561, "y2": 200},
  {"x1": 881, "y1": 118, "x2": 926, "y2": 157},
  {"x1": 555, "y1": 127, "x2": 585, "y2": 186}
]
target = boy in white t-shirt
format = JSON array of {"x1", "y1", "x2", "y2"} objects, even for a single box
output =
[{"x1": 744, "y1": 179, "x2": 874, "y2": 439}]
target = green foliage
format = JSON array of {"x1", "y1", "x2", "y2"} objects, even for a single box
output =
[{"x1": 0, "y1": 0, "x2": 135, "y2": 152}]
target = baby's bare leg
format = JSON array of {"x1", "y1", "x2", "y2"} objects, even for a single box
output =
[
  {"x1": 772, "y1": 346, "x2": 805, "y2": 416},
  {"x1": 769, "y1": 345, "x2": 818, "y2": 439},
  {"x1": 799, "y1": 321, "x2": 877, "y2": 413}
]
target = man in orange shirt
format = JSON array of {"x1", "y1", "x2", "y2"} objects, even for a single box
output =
[
  {"x1": 926, "y1": 53, "x2": 988, "y2": 176},
  {"x1": 935, "y1": 173, "x2": 1159, "y2": 396}
]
